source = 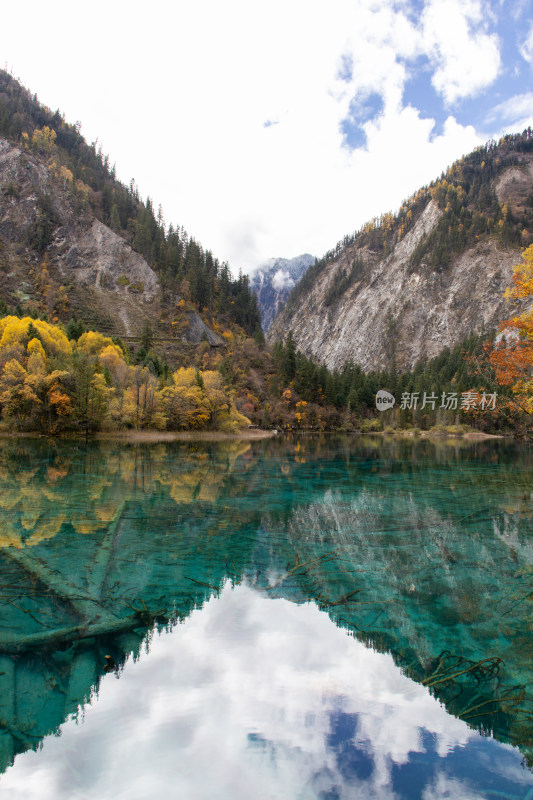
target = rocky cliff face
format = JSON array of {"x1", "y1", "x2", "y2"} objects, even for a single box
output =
[
  {"x1": 0, "y1": 138, "x2": 221, "y2": 345},
  {"x1": 250, "y1": 254, "x2": 315, "y2": 330},
  {"x1": 269, "y1": 152, "x2": 533, "y2": 371}
]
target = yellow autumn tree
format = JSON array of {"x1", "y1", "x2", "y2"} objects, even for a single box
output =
[
  {"x1": 159, "y1": 368, "x2": 209, "y2": 430},
  {"x1": 160, "y1": 367, "x2": 249, "y2": 432},
  {"x1": 121, "y1": 367, "x2": 166, "y2": 430},
  {"x1": 30, "y1": 126, "x2": 57, "y2": 153},
  {"x1": 0, "y1": 313, "x2": 251, "y2": 433},
  {"x1": 0, "y1": 359, "x2": 41, "y2": 422},
  {"x1": 99, "y1": 344, "x2": 132, "y2": 425},
  {"x1": 0, "y1": 317, "x2": 71, "y2": 359},
  {"x1": 45, "y1": 370, "x2": 74, "y2": 422},
  {"x1": 488, "y1": 244, "x2": 533, "y2": 414},
  {"x1": 77, "y1": 331, "x2": 117, "y2": 356}
]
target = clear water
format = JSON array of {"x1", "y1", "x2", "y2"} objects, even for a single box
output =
[{"x1": 0, "y1": 435, "x2": 531, "y2": 799}]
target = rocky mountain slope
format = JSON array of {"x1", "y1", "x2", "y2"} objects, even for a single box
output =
[
  {"x1": 250, "y1": 254, "x2": 314, "y2": 330},
  {"x1": 0, "y1": 69, "x2": 262, "y2": 356},
  {"x1": 0, "y1": 136, "x2": 221, "y2": 347},
  {"x1": 269, "y1": 132, "x2": 533, "y2": 371}
]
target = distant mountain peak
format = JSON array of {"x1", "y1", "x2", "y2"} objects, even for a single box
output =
[{"x1": 250, "y1": 254, "x2": 315, "y2": 330}]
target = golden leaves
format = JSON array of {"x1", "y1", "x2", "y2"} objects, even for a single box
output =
[{"x1": 489, "y1": 245, "x2": 533, "y2": 412}]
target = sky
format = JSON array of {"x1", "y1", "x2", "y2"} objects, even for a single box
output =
[{"x1": 1, "y1": 0, "x2": 532, "y2": 273}]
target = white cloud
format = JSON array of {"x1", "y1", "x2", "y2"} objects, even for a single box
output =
[
  {"x1": 1, "y1": 584, "x2": 506, "y2": 800},
  {"x1": 421, "y1": 0, "x2": 501, "y2": 105},
  {"x1": 422, "y1": 772, "x2": 487, "y2": 800},
  {"x1": 271, "y1": 269, "x2": 294, "y2": 291},
  {"x1": 485, "y1": 92, "x2": 533, "y2": 133},
  {"x1": 519, "y1": 22, "x2": 533, "y2": 64},
  {"x1": 0, "y1": 0, "x2": 507, "y2": 272}
]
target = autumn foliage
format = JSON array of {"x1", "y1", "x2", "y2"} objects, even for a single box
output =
[
  {"x1": 487, "y1": 244, "x2": 533, "y2": 415},
  {"x1": 0, "y1": 316, "x2": 250, "y2": 433}
]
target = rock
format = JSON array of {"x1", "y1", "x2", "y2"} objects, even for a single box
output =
[
  {"x1": 0, "y1": 137, "x2": 223, "y2": 348},
  {"x1": 60, "y1": 220, "x2": 159, "y2": 301},
  {"x1": 269, "y1": 178, "x2": 532, "y2": 371}
]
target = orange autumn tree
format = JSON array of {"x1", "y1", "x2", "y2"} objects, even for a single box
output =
[{"x1": 488, "y1": 244, "x2": 533, "y2": 414}]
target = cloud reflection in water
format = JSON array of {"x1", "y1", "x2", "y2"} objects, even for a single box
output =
[{"x1": 1, "y1": 584, "x2": 531, "y2": 800}]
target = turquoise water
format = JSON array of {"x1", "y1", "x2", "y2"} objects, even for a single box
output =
[{"x1": 0, "y1": 435, "x2": 531, "y2": 799}]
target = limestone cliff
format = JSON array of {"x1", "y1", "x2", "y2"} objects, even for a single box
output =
[
  {"x1": 0, "y1": 138, "x2": 221, "y2": 346},
  {"x1": 269, "y1": 135, "x2": 533, "y2": 371}
]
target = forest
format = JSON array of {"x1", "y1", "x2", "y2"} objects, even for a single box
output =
[
  {"x1": 288, "y1": 128, "x2": 533, "y2": 311},
  {"x1": 0, "y1": 315, "x2": 253, "y2": 433},
  {"x1": 0, "y1": 68, "x2": 531, "y2": 437},
  {"x1": 0, "y1": 307, "x2": 521, "y2": 436},
  {"x1": 0, "y1": 70, "x2": 261, "y2": 337}
]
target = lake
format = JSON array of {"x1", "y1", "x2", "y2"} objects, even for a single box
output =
[{"x1": 0, "y1": 434, "x2": 531, "y2": 799}]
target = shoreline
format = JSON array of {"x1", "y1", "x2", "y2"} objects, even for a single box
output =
[
  {"x1": 0, "y1": 428, "x2": 512, "y2": 443},
  {"x1": 274, "y1": 429, "x2": 508, "y2": 441},
  {"x1": 0, "y1": 428, "x2": 277, "y2": 443},
  {"x1": 374, "y1": 430, "x2": 506, "y2": 441},
  {"x1": 95, "y1": 429, "x2": 277, "y2": 442}
]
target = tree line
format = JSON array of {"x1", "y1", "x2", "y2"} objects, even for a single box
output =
[
  {"x1": 270, "y1": 330, "x2": 514, "y2": 433},
  {"x1": 287, "y1": 129, "x2": 533, "y2": 310},
  {"x1": 0, "y1": 315, "x2": 250, "y2": 433},
  {"x1": 0, "y1": 69, "x2": 260, "y2": 336}
]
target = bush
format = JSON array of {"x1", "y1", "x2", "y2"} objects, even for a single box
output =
[{"x1": 361, "y1": 418, "x2": 381, "y2": 432}]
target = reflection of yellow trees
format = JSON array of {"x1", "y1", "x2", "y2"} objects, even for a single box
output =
[
  {"x1": 166, "y1": 466, "x2": 222, "y2": 505},
  {"x1": 139, "y1": 440, "x2": 252, "y2": 506},
  {"x1": 294, "y1": 440, "x2": 306, "y2": 463},
  {"x1": 0, "y1": 443, "x2": 124, "y2": 547},
  {"x1": 25, "y1": 514, "x2": 67, "y2": 546},
  {"x1": 130, "y1": 441, "x2": 251, "y2": 509},
  {"x1": 0, "y1": 454, "x2": 70, "y2": 547},
  {"x1": 0, "y1": 440, "x2": 253, "y2": 548}
]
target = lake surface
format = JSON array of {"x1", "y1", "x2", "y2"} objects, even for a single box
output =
[{"x1": 0, "y1": 434, "x2": 531, "y2": 799}]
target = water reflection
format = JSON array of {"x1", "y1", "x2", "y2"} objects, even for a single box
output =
[
  {"x1": 0, "y1": 435, "x2": 531, "y2": 796},
  {"x1": 2, "y1": 585, "x2": 532, "y2": 800}
]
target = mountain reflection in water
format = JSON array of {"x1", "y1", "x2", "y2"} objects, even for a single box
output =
[
  {"x1": 2, "y1": 584, "x2": 532, "y2": 800},
  {"x1": 0, "y1": 435, "x2": 531, "y2": 799}
]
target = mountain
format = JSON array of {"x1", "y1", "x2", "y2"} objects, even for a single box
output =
[
  {"x1": 250, "y1": 254, "x2": 315, "y2": 330},
  {"x1": 0, "y1": 136, "x2": 227, "y2": 354},
  {"x1": 269, "y1": 131, "x2": 533, "y2": 371},
  {"x1": 0, "y1": 70, "x2": 260, "y2": 355}
]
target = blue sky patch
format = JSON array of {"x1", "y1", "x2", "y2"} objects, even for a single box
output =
[
  {"x1": 337, "y1": 53, "x2": 353, "y2": 83},
  {"x1": 402, "y1": 2, "x2": 532, "y2": 137},
  {"x1": 403, "y1": 63, "x2": 448, "y2": 139},
  {"x1": 453, "y1": 64, "x2": 532, "y2": 135},
  {"x1": 340, "y1": 92, "x2": 384, "y2": 150}
]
